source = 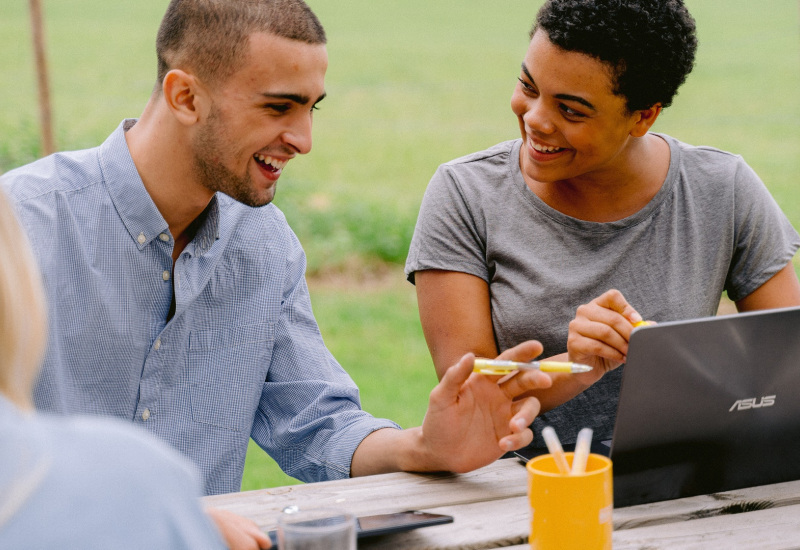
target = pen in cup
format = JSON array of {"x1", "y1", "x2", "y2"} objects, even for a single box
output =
[
  {"x1": 473, "y1": 359, "x2": 593, "y2": 375},
  {"x1": 571, "y1": 428, "x2": 593, "y2": 475},
  {"x1": 541, "y1": 426, "x2": 571, "y2": 475}
]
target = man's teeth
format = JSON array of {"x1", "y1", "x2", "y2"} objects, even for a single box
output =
[
  {"x1": 254, "y1": 154, "x2": 288, "y2": 170},
  {"x1": 531, "y1": 140, "x2": 563, "y2": 153}
]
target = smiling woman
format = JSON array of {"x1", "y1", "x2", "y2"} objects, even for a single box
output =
[{"x1": 405, "y1": 0, "x2": 800, "y2": 459}]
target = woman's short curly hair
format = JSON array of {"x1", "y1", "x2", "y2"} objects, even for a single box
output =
[{"x1": 532, "y1": 0, "x2": 697, "y2": 112}]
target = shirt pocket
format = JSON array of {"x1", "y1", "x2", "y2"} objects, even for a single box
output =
[{"x1": 188, "y1": 322, "x2": 275, "y2": 432}]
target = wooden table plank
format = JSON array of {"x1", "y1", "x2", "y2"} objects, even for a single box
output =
[
  {"x1": 204, "y1": 458, "x2": 529, "y2": 531},
  {"x1": 203, "y1": 459, "x2": 800, "y2": 549},
  {"x1": 614, "y1": 503, "x2": 800, "y2": 549},
  {"x1": 613, "y1": 478, "x2": 800, "y2": 530}
]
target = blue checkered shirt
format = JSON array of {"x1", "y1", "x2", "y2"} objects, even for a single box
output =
[{"x1": 2, "y1": 120, "x2": 399, "y2": 495}]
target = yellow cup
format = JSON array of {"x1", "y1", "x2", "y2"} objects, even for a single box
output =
[{"x1": 527, "y1": 452, "x2": 613, "y2": 550}]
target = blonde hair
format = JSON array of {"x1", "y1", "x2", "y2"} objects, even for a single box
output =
[{"x1": 0, "y1": 190, "x2": 47, "y2": 409}]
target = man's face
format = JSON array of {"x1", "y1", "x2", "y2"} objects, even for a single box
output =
[{"x1": 191, "y1": 32, "x2": 327, "y2": 207}]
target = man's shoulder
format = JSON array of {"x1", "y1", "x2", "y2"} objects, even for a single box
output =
[{"x1": 1, "y1": 146, "x2": 103, "y2": 204}]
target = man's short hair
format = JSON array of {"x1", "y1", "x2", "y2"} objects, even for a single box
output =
[
  {"x1": 532, "y1": 0, "x2": 697, "y2": 112},
  {"x1": 156, "y1": 0, "x2": 327, "y2": 87}
]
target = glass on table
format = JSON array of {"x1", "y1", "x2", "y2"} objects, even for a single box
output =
[{"x1": 277, "y1": 507, "x2": 356, "y2": 550}]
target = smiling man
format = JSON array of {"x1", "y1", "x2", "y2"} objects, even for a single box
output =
[{"x1": 1, "y1": 1, "x2": 552, "y2": 549}]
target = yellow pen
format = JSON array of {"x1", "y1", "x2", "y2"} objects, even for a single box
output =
[{"x1": 473, "y1": 358, "x2": 593, "y2": 375}]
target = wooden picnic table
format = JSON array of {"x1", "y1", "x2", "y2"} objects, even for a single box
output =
[{"x1": 203, "y1": 457, "x2": 800, "y2": 549}]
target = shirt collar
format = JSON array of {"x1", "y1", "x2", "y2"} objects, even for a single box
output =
[
  {"x1": 98, "y1": 119, "x2": 221, "y2": 255},
  {"x1": 192, "y1": 196, "x2": 221, "y2": 257}
]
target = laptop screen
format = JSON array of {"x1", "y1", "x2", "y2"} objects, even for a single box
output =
[{"x1": 611, "y1": 306, "x2": 800, "y2": 507}]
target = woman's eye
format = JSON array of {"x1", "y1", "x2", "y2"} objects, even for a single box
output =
[
  {"x1": 517, "y1": 78, "x2": 536, "y2": 94},
  {"x1": 560, "y1": 105, "x2": 587, "y2": 119}
]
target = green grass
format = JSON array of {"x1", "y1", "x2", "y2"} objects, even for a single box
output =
[
  {"x1": 2, "y1": 1, "x2": 798, "y2": 269},
  {"x1": 1, "y1": 0, "x2": 798, "y2": 489}
]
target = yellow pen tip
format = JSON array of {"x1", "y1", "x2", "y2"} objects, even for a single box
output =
[{"x1": 632, "y1": 320, "x2": 653, "y2": 328}]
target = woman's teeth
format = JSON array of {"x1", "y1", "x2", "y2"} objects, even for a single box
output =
[
  {"x1": 531, "y1": 140, "x2": 564, "y2": 153},
  {"x1": 254, "y1": 154, "x2": 288, "y2": 170}
]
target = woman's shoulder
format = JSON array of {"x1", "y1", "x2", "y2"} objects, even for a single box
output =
[
  {"x1": 50, "y1": 413, "x2": 198, "y2": 483},
  {"x1": 440, "y1": 139, "x2": 520, "y2": 169},
  {"x1": 0, "y1": 412, "x2": 223, "y2": 548},
  {"x1": 658, "y1": 133, "x2": 761, "y2": 197},
  {"x1": 659, "y1": 133, "x2": 749, "y2": 174},
  {"x1": 431, "y1": 139, "x2": 522, "y2": 193}
]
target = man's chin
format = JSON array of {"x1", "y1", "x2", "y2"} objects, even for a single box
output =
[{"x1": 221, "y1": 188, "x2": 277, "y2": 208}]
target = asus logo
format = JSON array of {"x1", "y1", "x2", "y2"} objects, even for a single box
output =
[{"x1": 729, "y1": 395, "x2": 776, "y2": 412}]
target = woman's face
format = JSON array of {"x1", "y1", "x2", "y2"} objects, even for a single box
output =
[{"x1": 511, "y1": 30, "x2": 649, "y2": 186}]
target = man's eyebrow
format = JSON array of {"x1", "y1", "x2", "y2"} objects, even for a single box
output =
[
  {"x1": 261, "y1": 92, "x2": 327, "y2": 105},
  {"x1": 520, "y1": 62, "x2": 596, "y2": 112}
]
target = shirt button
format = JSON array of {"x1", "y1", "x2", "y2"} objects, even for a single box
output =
[
  {"x1": 159, "y1": 233, "x2": 170, "y2": 242},
  {"x1": 153, "y1": 338, "x2": 161, "y2": 351},
  {"x1": 142, "y1": 408, "x2": 151, "y2": 421},
  {"x1": 137, "y1": 233, "x2": 146, "y2": 244},
  {"x1": 162, "y1": 270, "x2": 171, "y2": 281}
]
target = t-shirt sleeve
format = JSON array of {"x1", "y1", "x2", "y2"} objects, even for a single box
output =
[
  {"x1": 405, "y1": 164, "x2": 489, "y2": 284},
  {"x1": 725, "y1": 156, "x2": 800, "y2": 301}
]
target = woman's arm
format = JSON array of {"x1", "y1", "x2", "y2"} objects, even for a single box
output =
[
  {"x1": 735, "y1": 262, "x2": 800, "y2": 312},
  {"x1": 414, "y1": 270, "x2": 499, "y2": 380},
  {"x1": 414, "y1": 270, "x2": 640, "y2": 412}
]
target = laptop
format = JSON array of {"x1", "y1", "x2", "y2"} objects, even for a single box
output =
[{"x1": 518, "y1": 305, "x2": 800, "y2": 507}]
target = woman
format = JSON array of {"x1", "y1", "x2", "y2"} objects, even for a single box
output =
[
  {"x1": 405, "y1": 0, "x2": 800, "y2": 452},
  {"x1": 0, "y1": 189, "x2": 226, "y2": 549}
]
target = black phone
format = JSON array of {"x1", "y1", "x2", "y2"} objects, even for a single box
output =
[
  {"x1": 266, "y1": 510, "x2": 453, "y2": 546},
  {"x1": 356, "y1": 510, "x2": 453, "y2": 537}
]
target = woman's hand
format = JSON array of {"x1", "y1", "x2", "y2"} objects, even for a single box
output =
[{"x1": 567, "y1": 289, "x2": 643, "y2": 381}]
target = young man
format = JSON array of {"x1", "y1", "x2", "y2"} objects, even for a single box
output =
[{"x1": 2, "y1": 1, "x2": 551, "y2": 547}]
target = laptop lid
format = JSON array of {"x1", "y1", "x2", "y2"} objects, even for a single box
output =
[{"x1": 611, "y1": 305, "x2": 800, "y2": 507}]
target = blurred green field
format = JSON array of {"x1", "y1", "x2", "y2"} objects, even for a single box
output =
[{"x1": 1, "y1": 1, "x2": 798, "y2": 490}]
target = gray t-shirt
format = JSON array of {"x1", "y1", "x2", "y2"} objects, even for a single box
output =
[{"x1": 405, "y1": 135, "x2": 800, "y2": 447}]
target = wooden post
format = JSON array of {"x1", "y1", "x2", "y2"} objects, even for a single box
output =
[{"x1": 28, "y1": 0, "x2": 55, "y2": 156}]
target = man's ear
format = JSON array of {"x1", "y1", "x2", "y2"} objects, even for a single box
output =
[
  {"x1": 630, "y1": 103, "x2": 663, "y2": 138},
  {"x1": 162, "y1": 69, "x2": 210, "y2": 126}
]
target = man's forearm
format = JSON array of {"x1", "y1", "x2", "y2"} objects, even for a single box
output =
[{"x1": 349, "y1": 427, "x2": 440, "y2": 477}]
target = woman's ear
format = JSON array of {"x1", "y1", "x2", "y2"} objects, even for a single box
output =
[
  {"x1": 630, "y1": 103, "x2": 663, "y2": 138},
  {"x1": 161, "y1": 69, "x2": 210, "y2": 126}
]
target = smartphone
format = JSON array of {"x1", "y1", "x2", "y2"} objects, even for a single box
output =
[
  {"x1": 267, "y1": 510, "x2": 453, "y2": 545},
  {"x1": 356, "y1": 510, "x2": 453, "y2": 537}
]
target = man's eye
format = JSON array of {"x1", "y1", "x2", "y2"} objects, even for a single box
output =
[{"x1": 265, "y1": 104, "x2": 291, "y2": 113}]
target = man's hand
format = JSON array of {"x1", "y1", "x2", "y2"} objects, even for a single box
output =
[
  {"x1": 418, "y1": 340, "x2": 553, "y2": 473},
  {"x1": 206, "y1": 507, "x2": 271, "y2": 550},
  {"x1": 567, "y1": 289, "x2": 643, "y2": 381}
]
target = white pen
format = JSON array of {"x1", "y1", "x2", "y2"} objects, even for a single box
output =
[
  {"x1": 571, "y1": 428, "x2": 593, "y2": 475},
  {"x1": 541, "y1": 426, "x2": 571, "y2": 475}
]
